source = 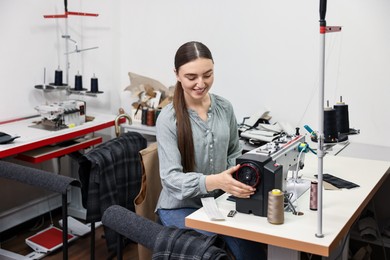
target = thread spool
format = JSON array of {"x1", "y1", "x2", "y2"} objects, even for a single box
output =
[
  {"x1": 91, "y1": 77, "x2": 98, "y2": 92},
  {"x1": 141, "y1": 107, "x2": 148, "y2": 125},
  {"x1": 334, "y1": 96, "x2": 349, "y2": 134},
  {"x1": 74, "y1": 74, "x2": 83, "y2": 91},
  {"x1": 310, "y1": 181, "x2": 318, "y2": 211},
  {"x1": 323, "y1": 101, "x2": 338, "y2": 142},
  {"x1": 267, "y1": 189, "x2": 284, "y2": 225},
  {"x1": 54, "y1": 68, "x2": 63, "y2": 86},
  {"x1": 146, "y1": 108, "x2": 155, "y2": 126},
  {"x1": 88, "y1": 74, "x2": 104, "y2": 94}
]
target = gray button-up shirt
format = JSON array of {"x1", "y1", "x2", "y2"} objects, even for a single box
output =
[{"x1": 155, "y1": 93, "x2": 242, "y2": 210}]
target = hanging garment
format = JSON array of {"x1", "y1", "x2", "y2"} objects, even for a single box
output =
[{"x1": 78, "y1": 131, "x2": 147, "y2": 250}]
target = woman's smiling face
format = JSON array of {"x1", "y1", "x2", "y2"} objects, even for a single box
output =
[{"x1": 176, "y1": 57, "x2": 214, "y2": 103}]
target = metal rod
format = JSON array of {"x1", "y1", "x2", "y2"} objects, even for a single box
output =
[
  {"x1": 316, "y1": 0, "x2": 327, "y2": 238},
  {"x1": 62, "y1": 193, "x2": 68, "y2": 260},
  {"x1": 65, "y1": 21, "x2": 69, "y2": 87}
]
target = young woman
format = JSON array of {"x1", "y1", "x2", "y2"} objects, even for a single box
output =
[{"x1": 156, "y1": 41, "x2": 266, "y2": 259}]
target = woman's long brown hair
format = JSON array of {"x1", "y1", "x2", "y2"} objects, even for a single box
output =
[{"x1": 173, "y1": 41, "x2": 213, "y2": 172}]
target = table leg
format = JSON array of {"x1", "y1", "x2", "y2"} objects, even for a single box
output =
[
  {"x1": 322, "y1": 234, "x2": 349, "y2": 260},
  {"x1": 268, "y1": 245, "x2": 300, "y2": 260},
  {"x1": 67, "y1": 158, "x2": 87, "y2": 219}
]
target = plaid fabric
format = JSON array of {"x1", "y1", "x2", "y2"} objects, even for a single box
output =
[
  {"x1": 152, "y1": 227, "x2": 231, "y2": 260},
  {"x1": 78, "y1": 131, "x2": 147, "y2": 250}
]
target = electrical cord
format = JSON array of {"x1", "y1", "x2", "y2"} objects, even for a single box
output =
[
  {"x1": 29, "y1": 216, "x2": 45, "y2": 231},
  {"x1": 293, "y1": 148, "x2": 306, "y2": 181}
]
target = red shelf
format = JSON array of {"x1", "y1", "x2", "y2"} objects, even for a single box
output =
[{"x1": 16, "y1": 136, "x2": 102, "y2": 163}]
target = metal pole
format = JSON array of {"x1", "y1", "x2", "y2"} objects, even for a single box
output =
[
  {"x1": 65, "y1": 20, "x2": 69, "y2": 86},
  {"x1": 316, "y1": 0, "x2": 327, "y2": 238},
  {"x1": 62, "y1": 193, "x2": 68, "y2": 260},
  {"x1": 64, "y1": 0, "x2": 70, "y2": 87}
]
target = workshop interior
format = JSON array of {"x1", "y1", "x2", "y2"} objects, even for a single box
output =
[{"x1": 1, "y1": 0, "x2": 390, "y2": 259}]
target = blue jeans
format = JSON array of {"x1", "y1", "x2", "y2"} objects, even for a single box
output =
[{"x1": 157, "y1": 208, "x2": 267, "y2": 260}]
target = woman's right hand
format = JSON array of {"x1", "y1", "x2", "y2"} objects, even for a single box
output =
[{"x1": 206, "y1": 164, "x2": 255, "y2": 198}]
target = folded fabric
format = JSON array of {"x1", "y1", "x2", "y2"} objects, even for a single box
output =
[
  {"x1": 315, "y1": 173, "x2": 359, "y2": 189},
  {"x1": 358, "y1": 217, "x2": 378, "y2": 241},
  {"x1": 382, "y1": 218, "x2": 390, "y2": 238}
]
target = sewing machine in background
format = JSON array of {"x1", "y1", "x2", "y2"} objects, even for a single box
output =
[
  {"x1": 32, "y1": 100, "x2": 86, "y2": 131},
  {"x1": 233, "y1": 134, "x2": 309, "y2": 217}
]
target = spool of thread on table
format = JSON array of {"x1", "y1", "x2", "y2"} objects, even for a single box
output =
[
  {"x1": 146, "y1": 108, "x2": 155, "y2": 126},
  {"x1": 54, "y1": 68, "x2": 63, "y2": 86},
  {"x1": 267, "y1": 189, "x2": 284, "y2": 225},
  {"x1": 141, "y1": 107, "x2": 148, "y2": 125},
  {"x1": 324, "y1": 101, "x2": 337, "y2": 142},
  {"x1": 334, "y1": 96, "x2": 350, "y2": 134},
  {"x1": 310, "y1": 181, "x2": 318, "y2": 211},
  {"x1": 75, "y1": 74, "x2": 83, "y2": 91}
]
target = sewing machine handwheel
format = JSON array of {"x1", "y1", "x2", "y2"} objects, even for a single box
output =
[{"x1": 234, "y1": 163, "x2": 260, "y2": 188}]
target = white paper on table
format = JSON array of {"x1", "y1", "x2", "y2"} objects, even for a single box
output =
[{"x1": 200, "y1": 197, "x2": 225, "y2": 221}]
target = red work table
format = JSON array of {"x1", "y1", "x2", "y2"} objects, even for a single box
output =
[{"x1": 0, "y1": 113, "x2": 123, "y2": 162}]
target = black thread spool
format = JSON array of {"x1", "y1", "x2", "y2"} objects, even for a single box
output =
[
  {"x1": 88, "y1": 74, "x2": 104, "y2": 94},
  {"x1": 323, "y1": 102, "x2": 338, "y2": 143},
  {"x1": 334, "y1": 96, "x2": 350, "y2": 134},
  {"x1": 141, "y1": 107, "x2": 148, "y2": 125},
  {"x1": 91, "y1": 77, "x2": 98, "y2": 92},
  {"x1": 54, "y1": 69, "x2": 63, "y2": 86},
  {"x1": 74, "y1": 74, "x2": 83, "y2": 91}
]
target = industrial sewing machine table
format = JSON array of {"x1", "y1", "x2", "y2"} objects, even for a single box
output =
[{"x1": 185, "y1": 153, "x2": 390, "y2": 260}]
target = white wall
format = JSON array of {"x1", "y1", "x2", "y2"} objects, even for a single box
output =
[
  {"x1": 0, "y1": 1, "x2": 119, "y2": 118},
  {"x1": 1, "y1": 0, "x2": 389, "y2": 147}
]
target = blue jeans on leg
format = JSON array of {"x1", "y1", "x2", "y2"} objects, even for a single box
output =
[{"x1": 157, "y1": 208, "x2": 267, "y2": 260}]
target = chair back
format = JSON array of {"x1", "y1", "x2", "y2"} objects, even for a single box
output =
[{"x1": 134, "y1": 142, "x2": 162, "y2": 259}]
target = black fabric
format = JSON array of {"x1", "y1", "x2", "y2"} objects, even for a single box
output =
[
  {"x1": 315, "y1": 173, "x2": 360, "y2": 189},
  {"x1": 78, "y1": 157, "x2": 92, "y2": 208},
  {"x1": 78, "y1": 131, "x2": 146, "y2": 251}
]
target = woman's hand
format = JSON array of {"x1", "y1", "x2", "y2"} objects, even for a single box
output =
[{"x1": 206, "y1": 164, "x2": 255, "y2": 198}]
